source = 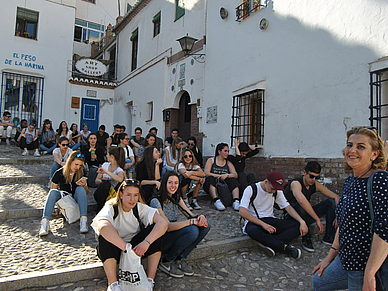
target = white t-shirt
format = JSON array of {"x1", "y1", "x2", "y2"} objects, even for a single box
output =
[
  {"x1": 81, "y1": 130, "x2": 91, "y2": 139},
  {"x1": 123, "y1": 145, "x2": 134, "y2": 159},
  {"x1": 240, "y1": 181, "x2": 289, "y2": 234},
  {"x1": 177, "y1": 163, "x2": 200, "y2": 171},
  {"x1": 101, "y1": 162, "x2": 124, "y2": 184},
  {"x1": 164, "y1": 146, "x2": 178, "y2": 166},
  {"x1": 91, "y1": 203, "x2": 158, "y2": 242},
  {"x1": 53, "y1": 148, "x2": 73, "y2": 163}
]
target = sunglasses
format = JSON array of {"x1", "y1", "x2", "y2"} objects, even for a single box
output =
[
  {"x1": 188, "y1": 143, "x2": 195, "y2": 146},
  {"x1": 184, "y1": 154, "x2": 193, "y2": 159},
  {"x1": 123, "y1": 178, "x2": 140, "y2": 186},
  {"x1": 76, "y1": 153, "x2": 85, "y2": 158},
  {"x1": 61, "y1": 143, "x2": 69, "y2": 147},
  {"x1": 308, "y1": 173, "x2": 320, "y2": 180}
]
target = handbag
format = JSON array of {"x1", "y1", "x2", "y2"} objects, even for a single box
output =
[
  {"x1": 367, "y1": 171, "x2": 388, "y2": 291},
  {"x1": 56, "y1": 191, "x2": 80, "y2": 224},
  {"x1": 118, "y1": 246, "x2": 148, "y2": 290},
  {"x1": 216, "y1": 178, "x2": 232, "y2": 206}
]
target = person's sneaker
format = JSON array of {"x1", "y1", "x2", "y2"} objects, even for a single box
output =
[
  {"x1": 214, "y1": 199, "x2": 225, "y2": 211},
  {"x1": 147, "y1": 278, "x2": 154, "y2": 291},
  {"x1": 5, "y1": 139, "x2": 10, "y2": 146},
  {"x1": 34, "y1": 150, "x2": 40, "y2": 157},
  {"x1": 177, "y1": 258, "x2": 194, "y2": 276},
  {"x1": 233, "y1": 200, "x2": 240, "y2": 211},
  {"x1": 190, "y1": 199, "x2": 201, "y2": 210},
  {"x1": 80, "y1": 216, "x2": 88, "y2": 233},
  {"x1": 183, "y1": 199, "x2": 193, "y2": 210},
  {"x1": 285, "y1": 244, "x2": 302, "y2": 260},
  {"x1": 47, "y1": 180, "x2": 52, "y2": 189},
  {"x1": 39, "y1": 218, "x2": 50, "y2": 236},
  {"x1": 302, "y1": 237, "x2": 315, "y2": 252},
  {"x1": 159, "y1": 261, "x2": 184, "y2": 278},
  {"x1": 107, "y1": 281, "x2": 123, "y2": 291},
  {"x1": 257, "y1": 242, "x2": 275, "y2": 257},
  {"x1": 322, "y1": 235, "x2": 334, "y2": 245},
  {"x1": 42, "y1": 151, "x2": 48, "y2": 155},
  {"x1": 22, "y1": 149, "x2": 29, "y2": 156}
]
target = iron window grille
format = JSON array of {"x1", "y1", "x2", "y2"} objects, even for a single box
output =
[
  {"x1": 369, "y1": 69, "x2": 388, "y2": 138},
  {"x1": 236, "y1": 0, "x2": 267, "y2": 22},
  {"x1": 231, "y1": 89, "x2": 264, "y2": 146}
]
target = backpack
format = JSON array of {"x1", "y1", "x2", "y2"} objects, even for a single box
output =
[{"x1": 113, "y1": 203, "x2": 144, "y2": 230}]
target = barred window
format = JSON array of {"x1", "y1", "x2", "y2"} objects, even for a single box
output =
[
  {"x1": 231, "y1": 90, "x2": 264, "y2": 146},
  {"x1": 370, "y1": 69, "x2": 388, "y2": 139}
]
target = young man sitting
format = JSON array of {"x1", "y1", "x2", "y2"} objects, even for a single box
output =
[
  {"x1": 284, "y1": 161, "x2": 339, "y2": 252},
  {"x1": 239, "y1": 172, "x2": 308, "y2": 259}
]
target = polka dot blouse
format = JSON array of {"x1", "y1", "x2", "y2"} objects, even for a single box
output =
[{"x1": 336, "y1": 171, "x2": 388, "y2": 271}]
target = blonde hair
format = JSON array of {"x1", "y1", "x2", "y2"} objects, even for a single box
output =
[
  {"x1": 107, "y1": 179, "x2": 145, "y2": 212},
  {"x1": 343, "y1": 126, "x2": 387, "y2": 170},
  {"x1": 63, "y1": 151, "x2": 84, "y2": 184}
]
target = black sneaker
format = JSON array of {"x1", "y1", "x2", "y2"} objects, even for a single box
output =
[
  {"x1": 257, "y1": 242, "x2": 275, "y2": 257},
  {"x1": 301, "y1": 237, "x2": 314, "y2": 252},
  {"x1": 322, "y1": 235, "x2": 334, "y2": 245},
  {"x1": 285, "y1": 244, "x2": 301, "y2": 260}
]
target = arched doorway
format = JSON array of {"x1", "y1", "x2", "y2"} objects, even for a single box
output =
[{"x1": 178, "y1": 91, "x2": 191, "y2": 141}]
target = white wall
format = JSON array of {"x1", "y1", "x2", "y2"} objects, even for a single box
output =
[
  {"x1": 1, "y1": 0, "x2": 76, "y2": 128},
  {"x1": 202, "y1": 0, "x2": 388, "y2": 157}
]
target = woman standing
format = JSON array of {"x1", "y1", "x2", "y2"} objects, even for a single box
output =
[
  {"x1": 313, "y1": 126, "x2": 388, "y2": 290},
  {"x1": 204, "y1": 143, "x2": 240, "y2": 211},
  {"x1": 150, "y1": 171, "x2": 210, "y2": 278},
  {"x1": 176, "y1": 148, "x2": 205, "y2": 210},
  {"x1": 39, "y1": 151, "x2": 89, "y2": 236},
  {"x1": 39, "y1": 119, "x2": 57, "y2": 154},
  {"x1": 118, "y1": 133, "x2": 135, "y2": 178},
  {"x1": 135, "y1": 146, "x2": 163, "y2": 203},
  {"x1": 163, "y1": 137, "x2": 184, "y2": 177},
  {"x1": 91, "y1": 179, "x2": 168, "y2": 291},
  {"x1": 94, "y1": 147, "x2": 126, "y2": 213},
  {"x1": 136, "y1": 133, "x2": 156, "y2": 163}
]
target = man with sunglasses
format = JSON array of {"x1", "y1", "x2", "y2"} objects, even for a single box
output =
[
  {"x1": 0, "y1": 111, "x2": 13, "y2": 146},
  {"x1": 284, "y1": 161, "x2": 339, "y2": 252}
]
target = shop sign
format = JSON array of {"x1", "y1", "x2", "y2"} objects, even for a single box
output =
[{"x1": 75, "y1": 58, "x2": 107, "y2": 77}]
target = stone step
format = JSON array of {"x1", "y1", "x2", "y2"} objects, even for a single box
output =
[
  {"x1": 0, "y1": 236, "x2": 257, "y2": 291},
  {"x1": 0, "y1": 157, "x2": 53, "y2": 165}
]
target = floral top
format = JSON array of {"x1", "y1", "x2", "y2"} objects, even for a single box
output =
[{"x1": 336, "y1": 171, "x2": 388, "y2": 271}]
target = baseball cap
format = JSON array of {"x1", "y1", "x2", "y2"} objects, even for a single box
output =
[
  {"x1": 305, "y1": 161, "x2": 321, "y2": 174},
  {"x1": 266, "y1": 171, "x2": 284, "y2": 191}
]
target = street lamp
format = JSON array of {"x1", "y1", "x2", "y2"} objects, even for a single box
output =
[{"x1": 176, "y1": 34, "x2": 205, "y2": 62}]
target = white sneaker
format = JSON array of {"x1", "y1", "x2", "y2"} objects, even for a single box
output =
[
  {"x1": 183, "y1": 199, "x2": 193, "y2": 210},
  {"x1": 233, "y1": 200, "x2": 240, "y2": 211},
  {"x1": 39, "y1": 218, "x2": 50, "y2": 236},
  {"x1": 6, "y1": 139, "x2": 10, "y2": 146},
  {"x1": 47, "y1": 180, "x2": 52, "y2": 189},
  {"x1": 191, "y1": 199, "x2": 201, "y2": 210},
  {"x1": 34, "y1": 150, "x2": 40, "y2": 157},
  {"x1": 214, "y1": 199, "x2": 225, "y2": 211},
  {"x1": 22, "y1": 149, "x2": 29, "y2": 156},
  {"x1": 148, "y1": 278, "x2": 154, "y2": 291},
  {"x1": 107, "y1": 281, "x2": 123, "y2": 291},
  {"x1": 80, "y1": 216, "x2": 88, "y2": 233},
  {"x1": 42, "y1": 151, "x2": 48, "y2": 155}
]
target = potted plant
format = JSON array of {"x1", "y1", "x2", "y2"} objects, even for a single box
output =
[{"x1": 15, "y1": 31, "x2": 20, "y2": 36}]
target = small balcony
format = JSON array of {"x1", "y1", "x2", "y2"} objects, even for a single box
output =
[{"x1": 236, "y1": 0, "x2": 267, "y2": 22}]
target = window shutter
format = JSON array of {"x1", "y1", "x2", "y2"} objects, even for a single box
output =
[{"x1": 130, "y1": 29, "x2": 138, "y2": 41}]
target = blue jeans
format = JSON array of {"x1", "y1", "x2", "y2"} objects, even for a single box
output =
[
  {"x1": 313, "y1": 257, "x2": 364, "y2": 291},
  {"x1": 288, "y1": 198, "x2": 336, "y2": 239},
  {"x1": 42, "y1": 187, "x2": 88, "y2": 219},
  {"x1": 39, "y1": 143, "x2": 57, "y2": 154},
  {"x1": 50, "y1": 161, "x2": 62, "y2": 178},
  {"x1": 162, "y1": 165, "x2": 174, "y2": 178},
  {"x1": 70, "y1": 142, "x2": 81, "y2": 151},
  {"x1": 125, "y1": 158, "x2": 134, "y2": 175},
  {"x1": 163, "y1": 221, "x2": 211, "y2": 261}
]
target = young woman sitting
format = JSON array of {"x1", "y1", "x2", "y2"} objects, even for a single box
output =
[
  {"x1": 162, "y1": 137, "x2": 184, "y2": 177},
  {"x1": 39, "y1": 119, "x2": 57, "y2": 154},
  {"x1": 17, "y1": 122, "x2": 40, "y2": 157},
  {"x1": 187, "y1": 136, "x2": 203, "y2": 167},
  {"x1": 69, "y1": 123, "x2": 82, "y2": 150},
  {"x1": 56, "y1": 121, "x2": 79, "y2": 150},
  {"x1": 50, "y1": 136, "x2": 73, "y2": 180},
  {"x1": 136, "y1": 133, "x2": 156, "y2": 163},
  {"x1": 150, "y1": 171, "x2": 210, "y2": 278},
  {"x1": 91, "y1": 179, "x2": 168, "y2": 291},
  {"x1": 94, "y1": 147, "x2": 126, "y2": 213},
  {"x1": 80, "y1": 123, "x2": 91, "y2": 146},
  {"x1": 81, "y1": 133, "x2": 105, "y2": 188},
  {"x1": 176, "y1": 148, "x2": 205, "y2": 210},
  {"x1": 135, "y1": 146, "x2": 163, "y2": 203},
  {"x1": 204, "y1": 143, "x2": 240, "y2": 211},
  {"x1": 39, "y1": 151, "x2": 89, "y2": 236},
  {"x1": 118, "y1": 133, "x2": 135, "y2": 178}
]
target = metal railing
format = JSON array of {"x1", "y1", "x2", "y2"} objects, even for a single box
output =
[
  {"x1": 236, "y1": 0, "x2": 267, "y2": 22},
  {"x1": 369, "y1": 69, "x2": 388, "y2": 139}
]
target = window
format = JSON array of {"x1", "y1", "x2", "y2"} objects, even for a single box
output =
[
  {"x1": 131, "y1": 29, "x2": 138, "y2": 71},
  {"x1": 74, "y1": 19, "x2": 104, "y2": 43},
  {"x1": 127, "y1": 4, "x2": 132, "y2": 13},
  {"x1": 15, "y1": 7, "x2": 39, "y2": 40},
  {"x1": 236, "y1": 0, "x2": 267, "y2": 22},
  {"x1": 108, "y1": 46, "x2": 116, "y2": 80},
  {"x1": 370, "y1": 69, "x2": 388, "y2": 139},
  {"x1": 175, "y1": 0, "x2": 185, "y2": 21},
  {"x1": 146, "y1": 102, "x2": 153, "y2": 121},
  {"x1": 231, "y1": 90, "x2": 264, "y2": 145},
  {"x1": 153, "y1": 12, "x2": 161, "y2": 37},
  {"x1": 83, "y1": 0, "x2": 96, "y2": 3}
]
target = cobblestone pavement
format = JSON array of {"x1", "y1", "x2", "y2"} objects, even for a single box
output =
[{"x1": 28, "y1": 236, "x2": 332, "y2": 291}]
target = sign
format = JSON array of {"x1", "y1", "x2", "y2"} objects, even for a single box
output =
[
  {"x1": 4, "y1": 52, "x2": 44, "y2": 71},
  {"x1": 86, "y1": 90, "x2": 97, "y2": 97},
  {"x1": 71, "y1": 97, "x2": 80, "y2": 109},
  {"x1": 75, "y1": 58, "x2": 108, "y2": 77},
  {"x1": 206, "y1": 106, "x2": 217, "y2": 124}
]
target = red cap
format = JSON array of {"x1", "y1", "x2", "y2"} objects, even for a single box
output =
[{"x1": 266, "y1": 171, "x2": 284, "y2": 191}]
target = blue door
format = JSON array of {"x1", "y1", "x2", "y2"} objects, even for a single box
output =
[{"x1": 80, "y1": 98, "x2": 99, "y2": 133}]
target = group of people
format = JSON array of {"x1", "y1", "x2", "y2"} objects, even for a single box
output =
[{"x1": 25, "y1": 120, "x2": 387, "y2": 291}]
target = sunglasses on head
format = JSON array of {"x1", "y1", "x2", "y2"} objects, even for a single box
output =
[
  {"x1": 184, "y1": 154, "x2": 193, "y2": 159},
  {"x1": 76, "y1": 153, "x2": 85, "y2": 158},
  {"x1": 61, "y1": 143, "x2": 69, "y2": 147},
  {"x1": 308, "y1": 173, "x2": 320, "y2": 180},
  {"x1": 123, "y1": 178, "x2": 140, "y2": 186}
]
